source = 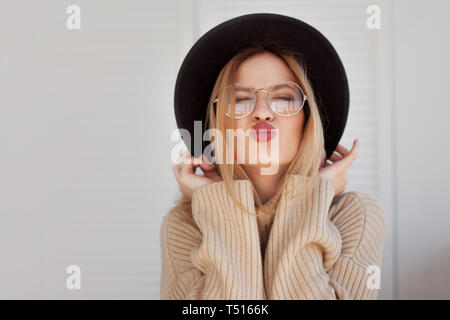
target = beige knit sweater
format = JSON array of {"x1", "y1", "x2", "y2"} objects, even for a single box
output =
[{"x1": 160, "y1": 174, "x2": 386, "y2": 300}]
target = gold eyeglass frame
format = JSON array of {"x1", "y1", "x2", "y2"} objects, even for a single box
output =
[{"x1": 213, "y1": 80, "x2": 308, "y2": 119}]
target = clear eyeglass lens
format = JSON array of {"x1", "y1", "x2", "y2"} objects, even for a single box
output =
[
  {"x1": 224, "y1": 82, "x2": 304, "y2": 118},
  {"x1": 270, "y1": 83, "x2": 305, "y2": 116},
  {"x1": 225, "y1": 85, "x2": 255, "y2": 118}
]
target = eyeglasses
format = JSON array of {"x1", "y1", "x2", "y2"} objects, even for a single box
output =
[{"x1": 213, "y1": 81, "x2": 307, "y2": 119}]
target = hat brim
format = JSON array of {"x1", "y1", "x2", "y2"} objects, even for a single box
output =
[{"x1": 174, "y1": 13, "x2": 349, "y2": 160}]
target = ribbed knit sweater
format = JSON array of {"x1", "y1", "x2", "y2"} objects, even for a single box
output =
[{"x1": 160, "y1": 175, "x2": 386, "y2": 300}]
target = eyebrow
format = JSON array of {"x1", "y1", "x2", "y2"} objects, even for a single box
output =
[
  {"x1": 233, "y1": 82, "x2": 295, "y2": 91},
  {"x1": 234, "y1": 86, "x2": 253, "y2": 92}
]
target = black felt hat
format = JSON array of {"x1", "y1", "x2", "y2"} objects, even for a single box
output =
[{"x1": 174, "y1": 13, "x2": 349, "y2": 159}]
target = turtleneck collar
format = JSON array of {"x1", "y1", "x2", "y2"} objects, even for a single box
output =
[{"x1": 252, "y1": 174, "x2": 313, "y2": 214}]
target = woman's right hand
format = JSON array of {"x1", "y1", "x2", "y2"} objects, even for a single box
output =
[{"x1": 173, "y1": 150, "x2": 222, "y2": 199}]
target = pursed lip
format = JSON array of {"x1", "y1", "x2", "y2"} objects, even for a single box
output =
[{"x1": 250, "y1": 121, "x2": 277, "y2": 142}]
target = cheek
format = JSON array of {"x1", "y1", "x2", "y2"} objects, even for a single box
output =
[
  {"x1": 225, "y1": 118, "x2": 249, "y2": 150},
  {"x1": 281, "y1": 114, "x2": 304, "y2": 142},
  {"x1": 278, "y1": 114, "x2": 305, "y2": 156},
  {"x1": 226, "y1": 118, "x2": 249, "y2": 132}
]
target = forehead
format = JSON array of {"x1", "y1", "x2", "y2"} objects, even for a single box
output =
[{"x1": 234, "y1": 51, "x2": 297, "y2": 88}]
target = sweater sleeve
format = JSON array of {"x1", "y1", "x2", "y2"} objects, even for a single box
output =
[
  {"x1": 264, "y1": 176, "x2": 386, "y2": 300},
  {"x1": 160, "y1": 180, "x2": 265, "y2": 300}
]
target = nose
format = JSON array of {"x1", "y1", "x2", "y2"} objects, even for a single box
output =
[{"x1": 252, "y1": 90, "x2": 274, "y2": 122}]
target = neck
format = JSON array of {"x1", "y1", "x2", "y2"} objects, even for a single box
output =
[{"x1": 242, "y1": 164, "x2": 289, "y2": 204}]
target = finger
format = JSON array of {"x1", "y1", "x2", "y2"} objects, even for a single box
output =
[
  {"x1": 200, "y1": 154, "x2": 215, "y2": 168},
  {"x1": 192, "y1": 156, "x2": 203, "y2": 166},
  {"x1": 175, "y1": 150, "x2": 188, "y2": 165},
  {"x1": 198, "y1": 154, "x2": 221, "y2": 179},
  {"x1": 328, "y1": 151, "x2": 343, "y2": 163},
  {"x1": 201, "y1": 154, "x2": 212, "y2": 165},
  {"x1": 179, "y1": 155, "x2": 196, "y2": 175},
  {"x1": 199, "y1": 162, "x2": 217, "y2": 174},
  {"x1": 183, "y1": 152, "x2": 202, "y2": 168},
  {"x1": 179, "y1": 149, "x2": 190, "y2": 164},
  {"x1": 181, "y1": 149, "x2": 190, "y2": 159},
  {"x1": 203, "y1": 166, "x2": 222, "y2": 181},
  {"x1": 172, "y1": 163, "x2": 183, "y2": 180},
  {"x1": 198, "y1": 159, "x2": 215, "y2": 173},
  {"x1": 335, "y1": 144, "x2": 350, "y2": 157},
  {"x1": 339, "y1": 138, "x2": 360, "y2": 168},
  {"x1": 172, "y1": 156, "x2": 184, "y2": 179}
]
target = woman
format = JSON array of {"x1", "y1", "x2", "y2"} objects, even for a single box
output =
[{"x1": 161, "y1": 14, "x2": 386, "y2": 300}]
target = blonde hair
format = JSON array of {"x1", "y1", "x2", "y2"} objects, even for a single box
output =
[{"x1": 172, "y1": 43, "x2": 325, "y2": 217}]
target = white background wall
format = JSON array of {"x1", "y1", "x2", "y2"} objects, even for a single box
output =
[
  {"x1": 393, "y1": 0, "x2": 450, "y2": 299},
  {"x1": 0, "y1": 0, "x2": 448, "y2": 299}
]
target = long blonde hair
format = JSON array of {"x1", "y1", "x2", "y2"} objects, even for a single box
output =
[{"x1": 172, "y1": 43, "x2": 325, "y2": 217}]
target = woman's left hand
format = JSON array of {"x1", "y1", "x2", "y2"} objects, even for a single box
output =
[{"x1": 318, "y1": 138, "x2": 360, "y2": 197}]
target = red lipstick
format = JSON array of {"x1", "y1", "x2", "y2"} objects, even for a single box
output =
[{"x1": 250, "y1": 122, "x2": 277, "y2": 142}]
